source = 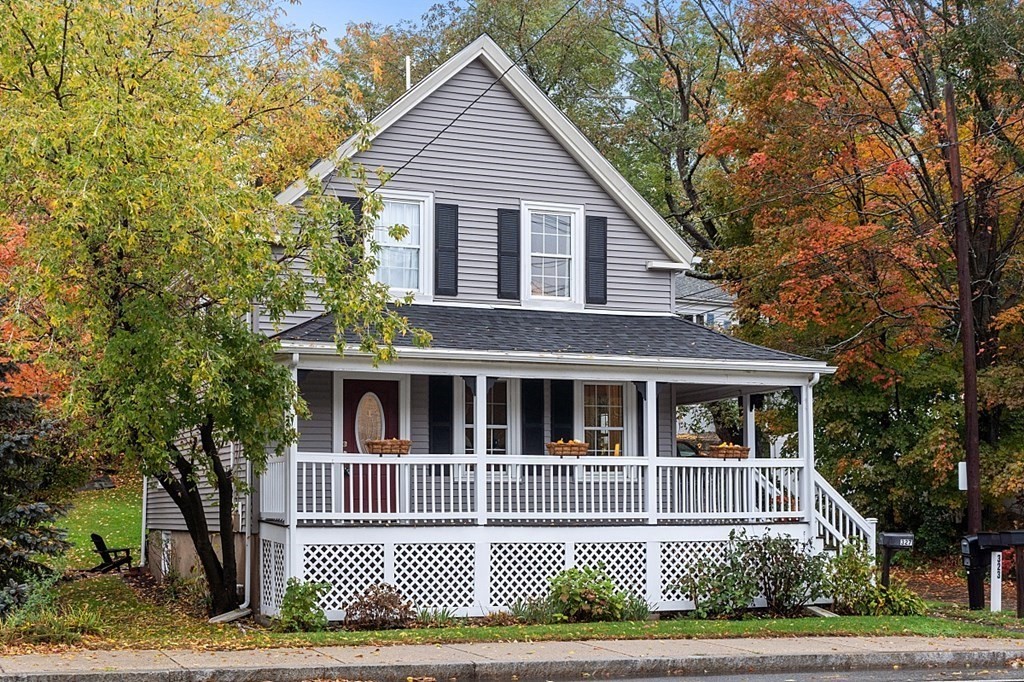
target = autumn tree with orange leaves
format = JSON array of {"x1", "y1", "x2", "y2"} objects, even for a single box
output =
[
  {"x1": 694, "y1": 0, "x2": 1024, "y2": 547},
  {"x1": 335, "y1": 0, "x2": 1024, "y2": 548}
]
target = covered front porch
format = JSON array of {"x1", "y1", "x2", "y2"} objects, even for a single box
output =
[
  {"x1": 256, "y1": 307, "x2": 875, "y2": 619},
  {"x1": 261, "y1": 364, "x2": 821, "y2": 527}
]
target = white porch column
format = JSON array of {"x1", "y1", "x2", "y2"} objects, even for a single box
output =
[
  {"x1": 742, "y1": 394, "x2": 756, "y2": 458},
  {"x1": 288, "y1": 358, "x2": 302, "y2": 583},
  {"x1": 288, "y1": 361, "x2": 299, "y2": 529},
  {"x1": 474, "y1": 374, "x2": 488, "y2": 525},
  {"x1": 644, "y1": 379, "x2": 658, "y2": 525},
  {"x1": 799, "y1": 382, "x2": 817, "y2": 529}
]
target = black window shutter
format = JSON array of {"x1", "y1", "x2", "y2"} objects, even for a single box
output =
[
  {"x1": 549, "y1": 380, "x2": 574, "y2": 442},
  {"x1": 521, "y1": 379, "x2": 545, "y2": 455},
  {"x1": 497, "y1": 208, "x2": 520, "y2": 300},
  {"x1": 339, "y1": 196, "x2": 363, "y2": 224},
  {"x1": 585, "y1": 215, "x2": 608, "y2": 305},
  {"x1": 636, "y1": 385, "x2": 645, "y2": 457},
  {"x1": 428, "y1": 376, "x2": 454, "y2": 454},
  {"x1": 434, "y1": 203, "x2": 459, "y2": 296},
  {"x1": 335, "y1": 196, "x2": 364, "y2": 247}
]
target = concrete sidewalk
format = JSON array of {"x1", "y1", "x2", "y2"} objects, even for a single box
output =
[{"x1": 3, "y1": 636, "x2": 1024, "y2": 682}]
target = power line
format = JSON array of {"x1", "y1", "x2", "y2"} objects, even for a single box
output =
[
  {"x1": 372, "y1": 0, "x2": 585, "y2": 191},
  {"x1": 683, "y1": 178, "x2": 1024, "y2": 318}
]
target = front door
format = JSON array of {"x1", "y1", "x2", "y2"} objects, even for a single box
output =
[{"x1": 343, "y1": 380, "x2": 401, "y2": 513}]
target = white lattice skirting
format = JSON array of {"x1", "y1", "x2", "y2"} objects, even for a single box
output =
[{"x1": 259, "y1": 523, "x2": 809, "y2": 619}]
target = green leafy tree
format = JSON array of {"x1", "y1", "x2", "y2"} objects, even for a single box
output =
[
  {"x1": 0, "y1": 0, "x2": 425, "y2": 615},
  {"x1": 333, "y1": 0, "x2": 624, "y2": 138}
]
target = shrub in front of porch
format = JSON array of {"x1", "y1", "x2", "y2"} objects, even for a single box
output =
[
  {"x1": 682, "y1": 531, "x2": 828, "y2": 619},
  {"x1": 344, "y1": 583, "x2": 414, "y2": 630},
  {"x1": 827, "y1": 543, "x2": 925, "y2": 616},
  {"x1": 274, "y1": 579, "x2": 331, "y2": 633},
  {"x1": 548, "y1": 566, "x2": 627, "y2": 623}
]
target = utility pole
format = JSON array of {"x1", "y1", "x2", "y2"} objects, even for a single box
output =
[{"x1": 944, "y1": 82, "x2": 982, "y2": 537}]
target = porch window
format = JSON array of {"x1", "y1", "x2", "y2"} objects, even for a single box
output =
[
  {"x1": 583, "y1": 384, "x2": 624, "y2": 456},
  {"x1": 462, "y1": 380, "x2": 509, "y2": 454},
  {"x1": 373, "y1": 196, "x2": 431, "y2": 294}
]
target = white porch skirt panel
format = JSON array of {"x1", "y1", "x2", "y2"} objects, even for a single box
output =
[{"x1": 258, "y1": 522, "x2": 810, "y2": 619}]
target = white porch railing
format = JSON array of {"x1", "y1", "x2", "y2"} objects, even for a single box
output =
[
  {"x1": 284, "y1": 453, "x2": 808, "y2": 525},
  {"x1": 260, "y1": 456, "x2": 287, "y2": 519},
  {"x1": 656, "y1": 458, "x2": 804, "y2": 521},
  {"x1": 813, "y1": 471, "x2": 877, "y2": 554}
]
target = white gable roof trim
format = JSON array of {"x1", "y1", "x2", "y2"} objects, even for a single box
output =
[{"x1": 276, "y1": 35, "x2": 695, "y2": 266}]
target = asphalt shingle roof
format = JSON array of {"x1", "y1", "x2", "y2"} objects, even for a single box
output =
[
  {"x1": 674, "y1": 273, "x2": 734, "y2": 303},
  {"x1": 275, "y1": 305, "x2": 812, "y2": 364}
]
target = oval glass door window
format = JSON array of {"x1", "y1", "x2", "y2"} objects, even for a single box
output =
[{"x1": 355, "y1": 392, "x2": 385, "y2": 453}]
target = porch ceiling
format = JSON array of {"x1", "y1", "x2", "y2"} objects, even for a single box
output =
[{"x1": 274, "y1": 305, "x2": 814, "y2": 364}]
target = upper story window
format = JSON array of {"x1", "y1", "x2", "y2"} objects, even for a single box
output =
[
  {"x1": 520, "y1": 201, "x2": 584, "y2": 308},
  {"x1": 372, "y1": 192, "x2": 432, "y2": 297}
]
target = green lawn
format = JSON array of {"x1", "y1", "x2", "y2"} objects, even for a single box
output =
[
  {"x1": 62, "y1": 481, "x2": 143, "y2": 569},
  {"x1": 1, "y1": 575, "x2": 1017, "y2": 654}
]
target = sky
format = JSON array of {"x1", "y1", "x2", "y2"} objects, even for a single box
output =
[{"x1": 279, "y1": 0, "x2": 450, "y2": 42}]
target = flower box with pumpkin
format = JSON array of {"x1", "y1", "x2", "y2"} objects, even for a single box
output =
[
  {"x1": 364, "y1": 438, "x2": 412, "y2": 455},
  {"x1": 703, "y1": 442, "x2": 749, "y2": 459},
  {"x1": 546, "y1": 439, "x2": 588, "y2": 456}
]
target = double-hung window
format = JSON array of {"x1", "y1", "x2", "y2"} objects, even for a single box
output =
[
  {"x1": 521, "y1": 202, "x2": 584, "y2": 307},
  {"x1": 373, "y1": 193, "x2": 432, "y2": 296}
]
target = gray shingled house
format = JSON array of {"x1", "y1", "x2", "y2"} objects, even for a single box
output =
[{"x1": 142, "y1": 35, "x2": 874, "y2": 620}]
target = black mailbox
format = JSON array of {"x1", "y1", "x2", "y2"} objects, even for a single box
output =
[
  {"x1": 880, "y1": 532, "x2": 915, "y2": 549},
  {"x1": 978, "y1": 531, "x2": 1009, "y2": 552},
  {"x1": 962, "y1": 535, "x2": 985, "y2": 610},
  {"x1": 1002, "y1": 530, "x2": 1024, "y2": 547},
  {"x1": 878, "y1": 532, "x2": 915, "y2": 588},
  {"x1": 962, "y1": 535, "x2": 980, "y2": 567}
]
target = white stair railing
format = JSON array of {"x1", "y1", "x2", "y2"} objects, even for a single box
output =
[{"x1": 813, "y1": 471, "x2": 877, "y2": 555}]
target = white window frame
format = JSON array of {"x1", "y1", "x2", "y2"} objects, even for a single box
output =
[
  {"x1": 453, "y1": 378, "x2": 521, "y2": 456},
  {"x1": 520, "y1": 200, "x2": 585, "y2": 309},
  {"x1": 369, "y1": 190, "x2": 434, "y2": 300},
  {"x1": 573, "y1": 381, "x2": 637, "y2": 457}
]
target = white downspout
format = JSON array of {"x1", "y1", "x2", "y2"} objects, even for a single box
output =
[
  {"x1": 139, "y1": 476, "x2": 148, "y2": 567},
  {"x1": 239, "y1": 454, "x2": 253, "y2": 610}
]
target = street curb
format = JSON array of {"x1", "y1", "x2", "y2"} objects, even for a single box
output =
[{"x1": 3, "y1": 649, "x2": 1024, "y2": 682}]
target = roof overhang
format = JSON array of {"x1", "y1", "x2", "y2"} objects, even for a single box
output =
[
  {"x1": 276, "y1": 340, "x2": 836, "y2": 378},
  {"x1": 275, "y1": 34, "x2": 694, "y2": 267}
]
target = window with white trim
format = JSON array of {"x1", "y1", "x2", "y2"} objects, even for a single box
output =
[
  {"x1": 372, "y1": 195, "x2": 432, "y2": 295},
  {"x1": 583, "y1": 383, "x2": 625, "y2": 456},
  {"x1": 521, "y1": 202, "x2": 584, "y2": 306},
  {"x1": 460, "y1": 380, "x2": 510, "y2": 455}
]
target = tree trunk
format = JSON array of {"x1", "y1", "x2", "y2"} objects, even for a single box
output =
[{"x1": 155, "y1": 421, "x2": 240, "y2": 616}]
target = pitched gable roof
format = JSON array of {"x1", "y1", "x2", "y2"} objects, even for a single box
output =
[{"x1": 276, "y1": 35, "x2": 694, "y2": 266}]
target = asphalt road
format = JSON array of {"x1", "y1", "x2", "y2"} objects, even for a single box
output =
[{"x1": 629, "y1": 670, "x2": 1024, "y2": 682}]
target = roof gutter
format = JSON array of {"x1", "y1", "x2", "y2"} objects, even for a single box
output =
[{"x1": 275, "y1": 340, "x2": 836, "y2": 376}]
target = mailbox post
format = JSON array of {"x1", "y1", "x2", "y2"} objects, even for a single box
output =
[
  {"x1": 977, "y1": 532, "x2": 1009, "y2": 613},
  {"x1": 878, "y1": 532, "x2": 915, "y2": 589},
  {"x1": 999, "y1": 530, "x2": 1024, "y2": 617}
]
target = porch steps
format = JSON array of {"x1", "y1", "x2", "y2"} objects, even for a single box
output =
[{"x1": 812, "y1": 471, "x2": 877, "y2": 555}]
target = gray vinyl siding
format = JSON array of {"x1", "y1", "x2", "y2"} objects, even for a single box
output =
[
  {"x1": 323, "y1": 58, "x2": 674, "y2": 313},
  {"x1": 658, "y1": 383, "x2": 674, "y2": 458},
  {"x1": 144, "y1": 438, "x2": 236, "y2": 533},
  {"x1": 257, "y1": 248, "x2": 323, "y2": 336},
  {"x1": 297, "y1": 370, "x2": 333, "y2": 452},
  {"x1": 410, "y1": 375, "x2": 430, "y2": 455}
]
